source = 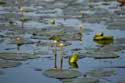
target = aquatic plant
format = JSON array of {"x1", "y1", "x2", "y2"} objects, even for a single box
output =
[
  {"x1": 79, "y1": 24, "x2": 83, "y2": 36},
  {"x1": 16, "y1": 36, "x2": 22, "y2": 51},
  {"x1": 20, "y1": 7, "x2": 25, "y2": 15},
  {"x1": 69, "y1": 62, "x2": 78, "y2": 69},
  {"x1": 80, "y1": 11, "x2": 84, "y2": 17},
  {"x1": 19, "y1": 7, "x2": 25, "y2": 30},
  {"x1": 43, "y1": 69, "x2": 81, "y2": 79},
  {"x1": 53, "y1": 40, "x2": 58, "y2": 69},
  {"x1": 69, "y1": 53, "x2": 79, "y2": 63},
  {"x1": 62, "y1": 77, "x2": 99, "y2": 83},
  {"x1": 85, "y1": 69, "x2": 116, "y2": 77},
  {"x1": 0, "y1": 52, "x2": 39, "y2": 61},
  {"x1": 93, "y1": 39, "x2": 113, "y2": 46},
  {"x1": 50, "y1": 19, "x2": 55, "y2": 25},
  {"x1": 79, "y1": 24, "x2": 83, "y2": 44},
  {"x1": 94, "y1": 32, "x2": 104, "y2": 37},
  {"x1": 15, "y1": 36, "x2": 23, "y2": 56},
  {"x1": 93, "y1": 32, "x2": 113, "y2": 41},
  {"x1": 19, "y1": 7, "x2": 28, "y2": 31},
  {"x1": 59, "y1": 42, "x2": 64, "y2": 69},
  {"x1": 49, "y1": 35, "x2": 60, "y2": 41},
  {"x1": 0, "y1": 61, "x2": 21, "y2": 68}
]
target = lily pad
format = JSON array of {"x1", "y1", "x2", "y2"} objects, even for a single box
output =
[
  {"x1": 0, "y1": 61, "x2": 21, "y2": 68},
  {"x1": 30, "y1": 36, "x2": 49, "y2": 40},
  {"x1": 9, "y1": 38, "x2": 34, "y2": 45},
  {"x1": 62, "y1": 78, "x2": 99, "y2": 83},
  {"x1": 79, "y1": 51, "x2": 119, "y2": 59},
  {"x1": 99, "y1": 45, "x2": 125, "y2": 52},
  {"x1": 85, "y1": 69, "x2": 116, "y2": 77},
  {"x1": 107, "y1": 22, "x2": 125, "y2": 30},
  {"x1": 33, "y1": 50, "x2": 52, "y2": 56},
  {"x1": 43, "y1": 69, "x2": 81, "y2": 79},
  {"x1": 0, "y1": 52, "x2": 39, "y2": 61},
  {"x1": 19, "y1": 17, "x2": 29, "y2": 22},
  {"x1": 49, "y1": 33, "x2": 81, "y2": 41}
]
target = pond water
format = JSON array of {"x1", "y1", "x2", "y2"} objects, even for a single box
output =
[{"x1": 0, "y1": 0, "x2": 125, "y2": 83}]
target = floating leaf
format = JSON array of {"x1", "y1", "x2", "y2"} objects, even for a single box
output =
[
  {"x1": 0, "y1": 52, "x2": 39, "y2": 61},
  {"x1": 85, "y1": 69, "x2": 116, "y2": 77},
  {"x1": 43, "y1": 69, "x2": 81, "y2": 79},
  {"x1": 0, "y1": 61, "x2": 21, "y2": 68},
  {"x1": 79, "y1": 51, "x2": 119, "y2": 59},
  {"x1": 62, "y1": 78, "x2": 99, "y2": 83}
]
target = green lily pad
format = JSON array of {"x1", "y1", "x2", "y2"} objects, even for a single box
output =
[
  {"x1": 62, "y1": 78, "x2": 99, "y2": 83},
  {"x1": 49, "y1": 33, "x2": 81, "y2": 41},
  {"x1": 0, "y1": 52, "x2": 39, "y2": 61},
  {"x1": 3, "y1": 13, "x2": 16, "y2": 19},
  {"x1": 85, "y1": 69, "x2": 116, "y2": 77},
  {"x1": 19, "y1": 17, "x2": 29, "y2": 22},
  {"x1": 79, "y1": 51, "x2": 119, "y2": 59},
  {"x1": 33, "y1": 50, "x2": 52, "y2": 56},
  {"x1": 43, "y1": 69, "x2": 81, "y2": 79},
  {"x1": 90, "y1": 52, "x2": 118, "y2": 59},
  {"x1": 9, "y1": 37, "x2": 34, "y2": 45},
  {"x1": 107, "y1": 22, "x2": 125, "y2": 30},
  {"x1": 99, "y1": 45, "x2": 125, "y2": 52},
  {"x1": 49, "y1": 35, "x2": 60, "y2": 41},
  {"x1": 0, "y1": 61, "x2": 21, "y2": 68},
  {"x1": 30, "y1": 36, "x2": 49, "y2": 40}
]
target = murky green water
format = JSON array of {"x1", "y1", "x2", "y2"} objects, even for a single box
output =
[{"x1": 0, "y1": 0, "x2": 125, "y2": 83}]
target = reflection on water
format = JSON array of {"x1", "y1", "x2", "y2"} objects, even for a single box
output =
[
  {"x1": 69, "y1": 62, "x2": 78, "y2": 69},
  {"x1": 93, "y1": 39, "x2": 113, "y2": 46}
]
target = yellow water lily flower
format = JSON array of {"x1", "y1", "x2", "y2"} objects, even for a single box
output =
[{"x1": 69, "y1": 53, "x2": 79, "y2": 63}]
